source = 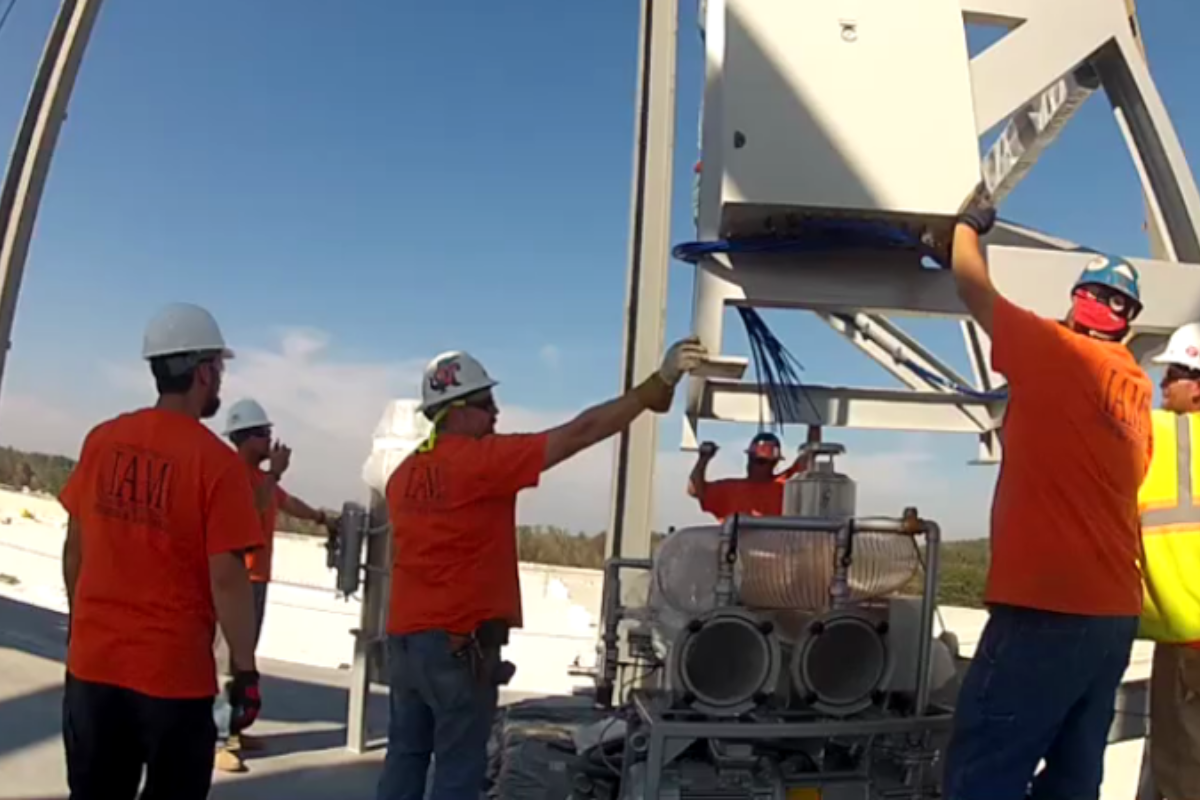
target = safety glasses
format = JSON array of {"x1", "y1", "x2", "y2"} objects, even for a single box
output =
[{"x1": 1072, "y1": 286, "x2": 1138, "y2": 319}]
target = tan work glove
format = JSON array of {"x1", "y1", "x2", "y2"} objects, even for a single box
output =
[{"x1": 635, "y1": 336, "x2": 709, "y2": 412}]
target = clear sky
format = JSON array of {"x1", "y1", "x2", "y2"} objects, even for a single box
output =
[{"x1": 0, "y1": 1, "x2": 1197, "y2": 536}]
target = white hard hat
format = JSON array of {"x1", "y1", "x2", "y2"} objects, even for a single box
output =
[
  {"x1": 142, "y1": 303, "x2": 234, "y2": 360},
  {"x1": 418, "y1": 350, "x2": 498, "y2": 412},
  {"x1": 1153, "y1": 322, "x2": 1200, "y2": 372},
  {"x1": 224, "y1": 398, "x2": 272, "y2": 435}
]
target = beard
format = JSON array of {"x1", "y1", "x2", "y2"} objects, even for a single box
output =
[{"x1": 200, "y1": 393, "x2": 221, "y2": 420}]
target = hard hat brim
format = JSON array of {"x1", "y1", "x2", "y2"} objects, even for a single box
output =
[
  {"x1": 224, "y1": 420, "x2": 272, "y2": 436},
  {"x1": 142, "y1": 346, "x2": 235, "y2": 361},
  {"x1": 418, "y1": 379, "x2": 499, "y2": 413}
]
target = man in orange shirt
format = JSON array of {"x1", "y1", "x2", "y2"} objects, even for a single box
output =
[
  {"x1": 942, "y1": 188, "x2": 1153, "y2": 800},
  {"x1": 213, "y1": 398, "x2": 335, "y2": 771},
  {"x1": 688, "y1": 432, "x2": 809, "y2": 520},
  {"x1": 59, "y1": 303, "x2": 265, "y2": 800},
  {"x1": 375, "y1": 337, "x2": 706, "y2": 800}
]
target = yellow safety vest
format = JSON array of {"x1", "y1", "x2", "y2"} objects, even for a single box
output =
[{"x1": 1139, "y1": 409, "x2": 1200, "y2": 644}]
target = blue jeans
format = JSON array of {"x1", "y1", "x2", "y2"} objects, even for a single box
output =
[
  {"x1": 943, "y1": 605, "x2": 1138, "y2": 800},
  {"x1": 376, "y1": 631, "x2": 498, "y2": 800}
]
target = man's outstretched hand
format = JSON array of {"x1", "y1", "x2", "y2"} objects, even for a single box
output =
[
  {"x1": 659, "y1": 336, "x2": 708, "y2": 386},
  {"x1": 958, "y1": 183, "x2": 996, "y2": 236}
]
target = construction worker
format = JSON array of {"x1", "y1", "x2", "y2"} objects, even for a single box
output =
[
  {"x1": 1135, "y1": 322, "x2": 1200, "y2": 800},
  {"x1": 688, "y1": 431, "x2": 810, "y2": 520},
  {"x1": 376, "y1": 337, "x2": 707, "y2": 800},
  {"x1": 58, "y1": 303, "x2": 264, "y2": 800},
  {"x1": 213, "y1": 398, "x2": 336, "y2": 772},
  {"x1": 941, "y1": 186, "x2": 1153, "y2": 800}
]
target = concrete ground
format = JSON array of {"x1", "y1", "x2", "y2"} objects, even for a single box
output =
[{"x1": 0, "y1": 593, "x2": 396, "y2": 799}]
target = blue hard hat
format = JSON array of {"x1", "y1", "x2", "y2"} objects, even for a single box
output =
[{"x1": 1072, "y1": 254, "x2": 1142, "y2": 307}]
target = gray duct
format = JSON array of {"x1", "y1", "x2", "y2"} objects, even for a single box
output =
[
  {"x1": 788, "y1": 609, "x2": 893, "y2": 717},
  {"x1": 667, "y1": 608, "x2": 782, "y2": 717}
]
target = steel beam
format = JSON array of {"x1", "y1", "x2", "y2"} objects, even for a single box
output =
[
  {"x1": 699, "y1": 246, "x2": 1200, "y2": 332},
  {"x1": 700, "y1": 380, "x2": 1002, "y2": 433},
  {"x1": 607, "y1": 0, "x2": 678, "y2": 564},
  {"x1": 960, "y1": 321, "x2": 1005, "y2": 462},
  {"x1": 1094, "y1": 39, "x2": 1200, "y2": 263},
  {"x1": 818, "y1": 313, "x2": 940, "y2": 391},
  {"x1": 346, "y1": 492, "x2": 391, "y2": 754},
  {"x1": 0, "y1": 0, "x2": 105, "y2": 398},
  {"x1": 818, "y1": 312, "x2": 995, "y2": 433},
  {"x1": 964, "y1": 0, "x2": 1128, "y2": 135},
  {"x1": 982, "y1": 68, "x2": 1098, "y2": 201},
  {"x1": 818, "y1": 59, "x2": 1092, "y2": 443}
]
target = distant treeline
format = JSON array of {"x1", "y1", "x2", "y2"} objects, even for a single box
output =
[
  {"x1": 0, "y1": 446, "x2": 77, "y2": 497},
  {"x1": 5, "y1": 445, "x2": 989, "y2": 608}
]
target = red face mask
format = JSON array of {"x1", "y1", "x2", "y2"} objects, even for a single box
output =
[{"x1": 1071, "y1": 290, "x2": 1129, "y2": 336}]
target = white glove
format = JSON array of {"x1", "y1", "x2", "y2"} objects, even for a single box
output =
[{"x1": 658, "y1": 336, "x2": 708, "y2": 387}]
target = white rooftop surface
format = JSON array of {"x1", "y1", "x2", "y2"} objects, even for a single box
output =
[{"x1": 0, "y1": 487, "x2": 1151, "y2": 798}]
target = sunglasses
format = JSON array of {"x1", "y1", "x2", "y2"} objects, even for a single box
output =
[{"x1": 242, "y1": 427, "x2": 272, "y2": 440}]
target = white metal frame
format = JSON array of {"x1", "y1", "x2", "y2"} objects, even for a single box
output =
[
  {"x1": 677, "y1": 0, "x2": 1200, "y2": 454},
  {"x1": 0, "y1": 0, "x2": 105, "y2": 392}
]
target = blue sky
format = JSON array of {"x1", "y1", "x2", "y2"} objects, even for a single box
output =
[{"x1": 0, "y1": 2, "x2": 1198, "y2": 536}]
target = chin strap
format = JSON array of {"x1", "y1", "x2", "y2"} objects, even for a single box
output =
[
  {"x1": 417, "y1": 403, "x2": 458, "y2": 453},
  {"x1": 1071, "y1": 294, "x2": 1130, "y2": 339}
]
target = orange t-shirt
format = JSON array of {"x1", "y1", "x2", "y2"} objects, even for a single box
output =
[
  {"x1": 386, "y1": 432, "x2": 548, "y2": 636},
  {"x1": 985, "y1": 297, "x2": 1153, "y2": 617},
  {"x1": 243, "y1": 466, "x2": 289, "y2": 583},
  {"x1": 700, "y1": 478, "x2": 785, "y2": 521},
  {"x1": 59, "y1": 408, "x2": 264, "y2": 699}
]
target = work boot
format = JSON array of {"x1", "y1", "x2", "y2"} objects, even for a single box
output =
[{"x1": 214, "y1": 744, "x2": 246, "y2": 773}]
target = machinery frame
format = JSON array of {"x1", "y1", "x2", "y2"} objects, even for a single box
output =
[
  {"x1": 622, "y1": 691, "x2": 956, "y2": 800},
  {"x1": 684, "y1": 0, "x2": 1200, "y2": 441},
  {"x1": 606, "y1": 0, "x2": 1200, "y2": 560}
]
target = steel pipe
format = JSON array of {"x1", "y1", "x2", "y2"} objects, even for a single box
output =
[
  {"x1": 597, "y1": 557, "x2": 654, "y2": 708},
  {"x1": 914, "y1": 521, "x2": 940, "y2": 716}
]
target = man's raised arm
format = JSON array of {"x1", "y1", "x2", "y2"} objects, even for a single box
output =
[{"x1": 543, "y1": 337, "x2": 707, "y2": 470}]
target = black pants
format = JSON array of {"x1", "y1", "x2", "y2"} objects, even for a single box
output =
[{"x1": 63, "y1": 673, "x2": 216, "y2": 800}]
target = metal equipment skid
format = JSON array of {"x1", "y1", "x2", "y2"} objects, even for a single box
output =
[
  {"x1": 620, "y1": 692, "x2": 954, "y2": 800},
  {"x1": 603, "y1": 510, "x2": 953, "y2": 800}
]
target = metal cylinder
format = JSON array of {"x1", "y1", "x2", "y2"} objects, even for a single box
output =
[
  {"x1": 669, "y1": 608, "x2": 781, "y2": 717},
  {"x1": 334, "y1": 502, "x2": 368, "y2": 597},
  {"x1": 783, "y1": 443, "x2": 856, "y2": 519},
  {"x1": 789, "y1": 609, "x2": 892, "y2": 717}
]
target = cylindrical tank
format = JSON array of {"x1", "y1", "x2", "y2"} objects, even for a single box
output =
[{"x1": 783, "y1": 443, "x2": 856, "y2": 519}]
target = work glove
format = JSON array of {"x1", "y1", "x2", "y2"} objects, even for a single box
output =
[
  {"x1": 957, "y1": 183, "x2": 997, "y2": 235},
  {"x1": 227, "y1": 670, "x2": 262, "y2": 734},
  {"x1": 634, "y1": 336, "x2": 709, "y2": 413},
  {"x1": 659, "y1": 336, "x2": 708, "y2": 386},
  {"x1": 698, "y1": 441, "x2": 719, "y2": 459}
]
